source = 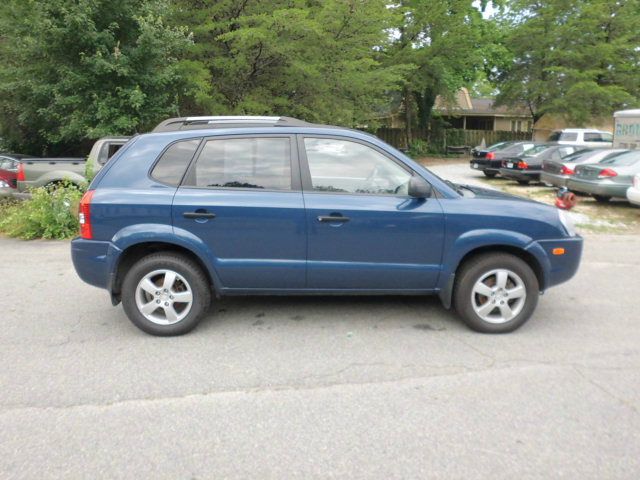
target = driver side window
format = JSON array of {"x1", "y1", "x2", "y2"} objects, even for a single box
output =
[{"x1": 303, "y1": 138, "x2": 411, "y2": 195}]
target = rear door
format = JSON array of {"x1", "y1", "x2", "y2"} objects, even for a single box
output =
[
  {"x1": 299, "y1": 135, "x2": 445, "y2": 291},
  {"x1": 172, "y1": 134, "x2": 306, "y2": 290}
]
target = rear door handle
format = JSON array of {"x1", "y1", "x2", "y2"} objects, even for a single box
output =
[
  {"x1": 183, "y1": 211, "x2": 216, "y2": 219},
  {"x1": 317, "y1": 215, "x2": 350, "y2": 223}
]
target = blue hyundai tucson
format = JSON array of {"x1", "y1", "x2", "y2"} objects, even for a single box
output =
[{"x1": 71, "y1": 116, "x2": 583, "y2": 336}]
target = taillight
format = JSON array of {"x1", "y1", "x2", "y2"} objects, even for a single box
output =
[
  {"x1": 486, "y1": 152, "x2": 495, "y2": 160},
  {"x1": 17, "y1": 163, "x2": 25, "y2": 182},
  {"x1": 517, "y1": 161, "x2": 529, "y2": 169},
  {"x1": 598, "y1": 168, "x2": 617, "y2": 179},
  {"x1": 79, "y1": 190, "x2": 95, "y2": 239},
  {"x1": 560, "y1": 165, "x2": 575, "y2": 175}
]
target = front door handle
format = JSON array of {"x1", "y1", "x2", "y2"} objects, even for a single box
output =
[
  {"x1": 183, "y1": 211, "x2": 216, "y2": 219},
  {"x1": 317, "y1": 215, "x2": 350, "y2": 223}
]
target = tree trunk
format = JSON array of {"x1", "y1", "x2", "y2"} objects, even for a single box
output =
[
  {"x1": 414, "y1": 88, "x2": 437, "y2": 139},
  {"x1": 403, "y1": 86, "x2": 412, "y2": 149}
]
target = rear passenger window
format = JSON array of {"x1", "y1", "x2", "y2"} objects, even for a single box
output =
[
  {"x1": 187, "y1": 137, "x2": 291, "y2": 190},
  {"x1": 151, "y1": 139, "x2": 200, "y2": 186}
]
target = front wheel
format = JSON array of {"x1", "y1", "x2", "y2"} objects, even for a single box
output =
[
  {"x1": 517, "y1": 180, "x2": 530, "y2": 185},
  {"x1": 453, "y1": 253, "x2": 539, "y2": 333},
  {"x1": 483, "y1": 171, "x2": 497, "y2": 178},
  {"x1": 121, "y1": 253, "x2": 212, "y2": 336},
  {"x1": 592, "y1": 195, "x2": 611, "y2": 203}
]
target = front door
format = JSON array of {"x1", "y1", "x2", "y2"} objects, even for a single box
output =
[
  {"x1": 172, "y1": 134, "x2": 306, "y2": 290},
  {"x1": 299, "y1": 136, "x2": 445, "y2": 291}
]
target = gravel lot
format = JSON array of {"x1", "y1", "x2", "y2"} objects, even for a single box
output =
[{"x1": 1, "y1": 167, "x2": 639, "y2": 478}]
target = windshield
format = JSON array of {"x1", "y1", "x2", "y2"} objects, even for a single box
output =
[
  {"x1": 563, "y1": 149, "x2": 595, "y2": 162},
  {"x1": 600, "y1": 150, "x2": 640, "y2": 167}
]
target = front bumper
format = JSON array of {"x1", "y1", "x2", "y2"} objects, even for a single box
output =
[
  {"x1": 529, "y1": 236, "x2": 584, "y2": 289},
  {"x1": 627, "y1": 186, "x2": 640, "y2": 206},
  {"x1": 71, "y1": 238, "x2": 121, "y2": 290},
  {"x1": 566, "y1": 178, "x2": 629, "y2": 198},
  {"x1": 541, "y1": 172, "x2": 570, "y2": 188}
]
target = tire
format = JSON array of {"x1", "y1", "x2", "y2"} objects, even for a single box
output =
[
  {"x1": 483, "y1": 171, "x2": 497, "y2": 178},
  {"x1": 121, "y1": 252, "x2": 211, "y2": 336},
  {"x1": 593, "y1": 195, "x2": 611, "y2": 203},
  {"x1": 453, "y1": 253, "x2": 539, "y2": 333},
  {"x1": 517, "y1": 180, "x2": 530, "y2": 185}
]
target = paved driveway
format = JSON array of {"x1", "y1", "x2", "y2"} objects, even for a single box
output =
[{"x1": 1, "y1": 233, "x2": 639, "y2": 479}]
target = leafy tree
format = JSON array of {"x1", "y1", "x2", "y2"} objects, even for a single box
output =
[
  {"x1": 493, "y1": 0, "x2": 640, "y2": 124},
  {"x1": 0, "y1": 0, "x2": 192, "y2": 155},
  {"x1": 170, "y1": 0, "x2": 408, "y2": 126},
  {"x1": 387, "y1": 0, "x2": 494, "y2": 140}
]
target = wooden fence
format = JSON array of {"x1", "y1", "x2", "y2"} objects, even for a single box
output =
[{"x1": 375, "y1": 128, "x2": 532, "y2": 151}]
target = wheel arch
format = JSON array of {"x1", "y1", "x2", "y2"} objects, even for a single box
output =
[
  {"x1": 110, "y1": 241, "x2": 217, "y2": 305},
  {"x1": 437, "y1": 231, "x2": 550, "y2": 309}
]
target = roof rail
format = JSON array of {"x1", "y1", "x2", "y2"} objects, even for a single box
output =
[{"x1": 152, "y1": 116, "x2": 312, "y2": 132}]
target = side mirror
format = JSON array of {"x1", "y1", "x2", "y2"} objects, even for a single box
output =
[{"x1": 408, "y1": 175, "x2": 432, "y2": 199}]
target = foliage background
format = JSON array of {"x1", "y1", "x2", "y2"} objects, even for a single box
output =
[{"x1": 0, "y1": 0, "x2": 638, "y2": 156}]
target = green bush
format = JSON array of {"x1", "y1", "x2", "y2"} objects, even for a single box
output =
[
  {"x1": 407, "y1": 139, "x2": 430, "y2": 158},
  {"x1": 0, "y1": 183, "x2": 84, "y2": 239}
]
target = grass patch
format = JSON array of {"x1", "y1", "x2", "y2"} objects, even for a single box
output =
[{"x1": 0, "y1": 184, "x2": 84, "y2": 239}]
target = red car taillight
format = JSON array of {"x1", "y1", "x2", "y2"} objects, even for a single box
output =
[
  {"x1": 560, "y1": 165, "x2": 575, "y2": 175},
  {"x1": 17, "y1": 163, "x2": 25, "y2": 182},
  {"x1": 486, "y1": 152, "x2": 495, "y2": 160},
  {"x1": 517, "y1": 160, "x2": 529, "y2": 169},
  {"x1": 79, "y1": 190, "x2": 95, "y2": 239},
  {"x1": 598, "y1": 168, "x2": 617, "y2": 179}
]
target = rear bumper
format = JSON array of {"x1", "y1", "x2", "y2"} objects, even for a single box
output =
[
  {"x1": 499, "y1": 168, "x2": 540, "y2": 181},
  {"x1": 540, "y1": 172, "x2": 570, "y2": 188},
  {"x1": 566, "y1": 178, "x2": 629, "y2": 198},
  {"x1": 530, "y1": 236, "x2": 583, "y2": 289},
  {"x1": 470, "y1": 160, "x2": 501, "y2": 173},
  {"x1": 71, "y1": 238, "x2": 121, "y2": 290},
  {"x1": 627, "y1": 186, "x2": 640, "y2": 206}
]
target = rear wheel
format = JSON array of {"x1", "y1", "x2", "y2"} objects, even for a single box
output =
[
  {"x1": 592, "y1": 194, "x2": 611, "y2": 203},
  {"x1": 453, "y1": 253, "x2": 539, "y2": 333},
  {"x1": 483, "y1": 171, "x2": 497, "y2": 178},
  {"x1": 517, "y1": 180, "x2": 530, "y2": 185},
  {"x1": 121, "y1": 253, "x2": 211, "y2": 336}
]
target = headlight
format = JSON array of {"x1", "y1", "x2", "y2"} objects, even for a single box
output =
[{"x1": 558, "y1": 209, "x2": 577, "y2": 237}]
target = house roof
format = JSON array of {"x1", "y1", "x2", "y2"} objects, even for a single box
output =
[{"x1": 435, "y1": 88, "x2": 531, "y2": 118}]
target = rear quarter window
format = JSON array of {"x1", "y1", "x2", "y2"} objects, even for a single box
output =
[{"x1": 151, "y1": 139, "x2": 200, "y2": 186}]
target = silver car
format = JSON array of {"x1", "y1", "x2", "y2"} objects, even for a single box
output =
[
  {"x1": 541, "y1": 149, "x2": 628, "y2": 188},
  {"x1": 567, "y1": 150, "x2": 640, "y2": 202}
]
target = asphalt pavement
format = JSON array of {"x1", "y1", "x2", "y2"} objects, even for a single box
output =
[{"x1": 1, "y1": 186, "x2": 639, "y2": 478}]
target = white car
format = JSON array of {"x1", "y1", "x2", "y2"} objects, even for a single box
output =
[
  {"x1": 627, "y1": 174, "x2": 640, "y2": 206},
  {"x1": 548, "y1": 129, "x2": 613, "y2": 148}
]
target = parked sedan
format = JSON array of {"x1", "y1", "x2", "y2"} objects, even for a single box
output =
[
  {"x1": 567, "y1": 150, "x2": 640, "y2": 202},
  {"x1": 470, "y1": 141, "x2": 538, "y2": 178},
  {"x1": 541, "y1": 149, "x2": 628, "y2": 188},
  {"x1": 499, "y1": 145, "x2": 582, "y2": 185},
  {"x1": 626, "y1": 174, "x2": 640, "y2": 206}
]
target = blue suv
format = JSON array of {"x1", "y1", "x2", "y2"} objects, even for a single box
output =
[{"x1": 71, "y1": 116, "x2": 583, "y2": 335}]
